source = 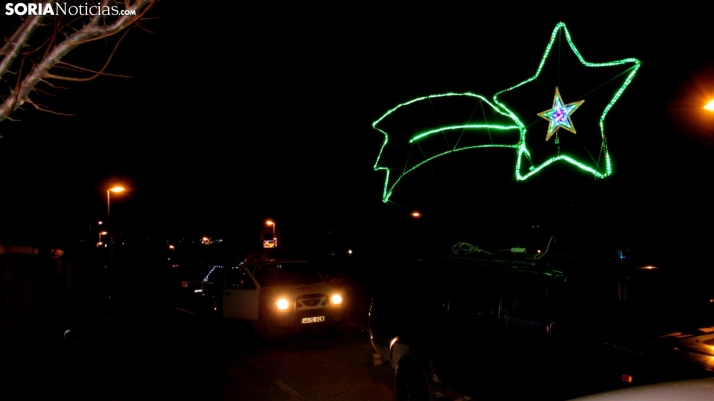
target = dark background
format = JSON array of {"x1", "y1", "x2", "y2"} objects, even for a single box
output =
[{"x1": 1, "y1": 5, "x2": 713, "y2": 265}]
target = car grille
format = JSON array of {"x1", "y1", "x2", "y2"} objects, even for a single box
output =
[{"x1": 297, "y1": 293, "x2": 328, "y2": 310}]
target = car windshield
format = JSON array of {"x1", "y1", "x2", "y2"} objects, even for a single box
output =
[{"x1": 253, "y1": 262, "x2": 324, "y2": 287}]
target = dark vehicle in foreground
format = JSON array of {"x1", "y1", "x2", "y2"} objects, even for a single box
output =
[
  {"x1": 570, "y1": 377, "x2": 714, "y2": 401},
  {"x1": 201, "y1": 259, "x2": 345, "y2": 337},
  {"x1": 369, "y1": 245, "x2": 714, "y2": 400}
]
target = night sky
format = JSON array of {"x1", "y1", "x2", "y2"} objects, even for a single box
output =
[{"x1": 1, "y1": 6, "x2": 713, "y2": 261}]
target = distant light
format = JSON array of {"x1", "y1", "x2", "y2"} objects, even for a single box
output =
[
  {"x1": 347, "y1": 249, "x2": 353, "y2": 255},
  {"x1": 705, "y1": 100, "x2": 714, "y2": 111},
  {"x1": 109, "y1": 186, "x2": 125, "y2": 193},
  {"x1": 98, "y1": 221, "x2": 103, "y2": 225},
  {"x1": 621, "y1": 374, "x2": 633, "y2": 383},
  {"x1": 100, "y1": 231, "x2": 108, "y2": 235}
]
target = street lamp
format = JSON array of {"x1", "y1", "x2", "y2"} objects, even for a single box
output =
[
  {"x1": 705, "y1": 100, "x2": 714, "y2": 112},
  {"x1": 107, "y1": 186, "x2": 125, "y2": 223},
  {"x1": 411, "y1": 212, "x2": 421, "y2": 222},
  {"x1": 266, "y1": 220, "x2": 276, "y2": 239},
  {"x1": 105, "y1": 186, "x2": 125, "y2": 264}
]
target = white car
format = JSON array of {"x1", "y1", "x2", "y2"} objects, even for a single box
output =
[
  {"x1": 570, "y1": 378, "x2": 714, "y2": 401},
  {"x1": 201, "y1": 259, "x2": 345, "y2": 337}
]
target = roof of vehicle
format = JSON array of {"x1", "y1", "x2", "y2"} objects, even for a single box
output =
[
  {"x1": 418, "y1": 252, "x2": 569, "y2": 279},
  {"x1": 247, "y1": 258, "x2": 313, "y2": 265},
  {"x1": 569, "y1": 378, "x2": 714, "y2": 401}
]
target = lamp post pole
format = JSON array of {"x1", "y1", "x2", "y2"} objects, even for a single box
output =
[
  {"x1": 106, "y1": 186, "x2": 125, "y2": 263},
  {"x1": 107, "y1": 186, "x2": 125, "y2": 224},
  {"x1": 266, "y1": 220, "x2": 277, "y2": 247}
]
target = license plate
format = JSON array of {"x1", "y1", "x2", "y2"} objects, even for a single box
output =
[{"x1": 301, "y1": 316, "x2": 325, "y2": 324}]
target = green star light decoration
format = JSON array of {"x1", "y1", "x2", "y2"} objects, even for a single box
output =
[
  {"x1": 372, "y1": 22, "x2": 641, "y2": 203},
  {"x1": 493, "y1": 22, "x2": 641, "y2": 181}
]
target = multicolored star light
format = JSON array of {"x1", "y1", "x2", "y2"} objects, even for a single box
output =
[{"x1": 537, "y1": 87, "x2": 584, "y2": 141}]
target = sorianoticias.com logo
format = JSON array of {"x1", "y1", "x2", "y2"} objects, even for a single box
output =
[{"x1": 5, "y1": 2, "x2": 137, "y2": 16}]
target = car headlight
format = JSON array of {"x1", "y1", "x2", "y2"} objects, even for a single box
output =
[
  {"x1": 276, "y1": 298, "x2": 290, "y2": 310},
  {"x1": 331, "y1": 294, "x2": 343, "y2": 305}
]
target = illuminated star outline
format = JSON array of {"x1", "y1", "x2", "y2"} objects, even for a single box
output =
[
  {"x1": 493, "y1": 22, "x2": 642, "y2": 181},
  {"x1": 537, "y1": 87, "x2": 584, "y2": 141}
]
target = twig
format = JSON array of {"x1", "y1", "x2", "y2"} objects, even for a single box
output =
[{"x1": 0, "y1": 0, "x2": 155, "y2": 123}]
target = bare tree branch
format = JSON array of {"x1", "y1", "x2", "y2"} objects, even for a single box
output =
[
  {"x1": 0, "y1": 9, "x2": 52, "y2": 79},
  {"x1": 24, "y1": 97, "x2": 75, "y2": 116},
  {"x1": 54, "y1": 60, "x2": 132, "y2": 79},
  {"x1": 0, "y1": 0, "x2": 155, "y2": 123},
  {"x1": 45, "y1": 29, "x2": 132, "y2": 82}
]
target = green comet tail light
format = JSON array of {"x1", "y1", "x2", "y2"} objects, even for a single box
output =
[{"x1": 372, "y1": 22, "x2": 641, "y2": 203}]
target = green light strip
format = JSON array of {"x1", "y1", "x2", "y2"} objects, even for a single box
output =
[
  {"x1": 384, "y1": 144, "x2": 519, "y2": 203},
  {"x1": 493, "y1": 22, "x2": 641, "y2": 180},
  {"x1": 409, "y1": 124, "x2": 518, "y2": 143},
  {"x1": 372, "y1": 93, "x2": 521, "y2": 203},
  {"x1": 516, "y1": 149, "x2": 607, "y2": 181},
  {"x1": 372, "y1": 92, "x2": 493, "y2": 128}
]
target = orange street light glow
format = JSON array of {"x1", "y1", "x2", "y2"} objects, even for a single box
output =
[
  {"x1": 109, "y1": 186, "x2": 125, "y2": 193},
  {"x1": 705, "y1": 100, "x2": 714, "y2": 111}
]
